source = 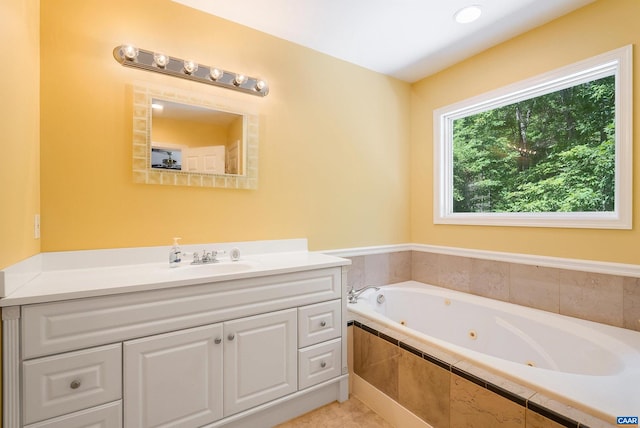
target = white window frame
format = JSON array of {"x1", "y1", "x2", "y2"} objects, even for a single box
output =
[{"x1": 433, "y1": 45, "x2": 633, "y2": 229}]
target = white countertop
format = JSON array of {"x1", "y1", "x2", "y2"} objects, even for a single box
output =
[{"x1": 0, "y1": 239, "x2": 350, "y2": 306}]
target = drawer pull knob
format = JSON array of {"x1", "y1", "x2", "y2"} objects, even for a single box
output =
[
  {"x1": 70, "y1": 380, "x2": 81, "y2": 390},
  {"x1": 228, "y1": 333, "x2": 235, "y2": 341},
  {"x1": 320, "y1": 321, "x2": 327, "y2": 327},
  {"x1": 214, "y1": 338, "x2": 222, "y2": 344},
  {"x1": 320, "y1": 361, "x2": 327, "y2": 368}
]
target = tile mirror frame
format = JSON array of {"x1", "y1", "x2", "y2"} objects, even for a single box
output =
[{"x1": 132, "y1": 83, "x2": 259, "y2": 189}]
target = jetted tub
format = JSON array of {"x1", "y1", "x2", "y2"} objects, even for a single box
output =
[{"x1": 348, "y1": 281, "x2": 640, "y2": 420}]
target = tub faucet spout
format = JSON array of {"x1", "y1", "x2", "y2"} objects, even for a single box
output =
[{"x1": 348, "y1": 285, "x2": 380, "y2": 303}]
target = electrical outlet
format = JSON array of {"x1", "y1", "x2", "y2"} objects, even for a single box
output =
[{"x1": 34, "y1": 214, "x2": 40, "y2": 239}]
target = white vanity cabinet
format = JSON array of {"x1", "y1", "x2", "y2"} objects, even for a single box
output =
[{"x1": 3, "y1": 266, "x2": 349, "y2": 428}]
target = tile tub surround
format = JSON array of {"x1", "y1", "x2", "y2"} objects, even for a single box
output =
[
  {"x1": 341, "y1": 247, "x2": 640, "y2": 332},
  {"x1": 349, "y1": 320, "x2": 616, "y2": 428}
]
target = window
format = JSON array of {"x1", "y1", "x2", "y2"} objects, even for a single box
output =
[{"x1": 433, "y1": 45, "x2": 632, "y2": 229}]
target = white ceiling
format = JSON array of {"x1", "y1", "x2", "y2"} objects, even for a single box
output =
[{"x1": 173, "y1": 0, "x2": 595, "y2": 83}]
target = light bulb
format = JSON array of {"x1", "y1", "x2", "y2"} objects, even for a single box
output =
[
  {"x1": 183, "y1": 60, "x2": 198, "y2": 75},
  {"x1": 122, "y1": 45, "x2": 138, "y2": 61},
  {"x1": 255, "y1": 80, "x2": 268, "y2": 92},
  {"x1": 233, "y1": 74, "x2": 247, "y2": 86},
  {"x1": 210, "y1": 68, "x2": 223, "y2": 81},
  {"x1": 153, "y1": 52, "x2": 169, "y2": 68}
]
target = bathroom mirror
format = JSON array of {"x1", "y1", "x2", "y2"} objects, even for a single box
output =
[{"x1": 132, "y1": 84, "x2": 258, "y2": 189}]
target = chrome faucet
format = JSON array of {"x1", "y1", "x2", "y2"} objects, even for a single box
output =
[
  {"x1": 347, "y1": 285, "x2": 380, "y2": 303},
  {"x1": 191, "y1": 249, "x2": 227, "y2": 265}
]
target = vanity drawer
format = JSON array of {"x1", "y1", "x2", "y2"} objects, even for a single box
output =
[
  {"x1": 298, "y1": 338, "x2": 342, "y2": 390},
  {"x1": 24, "y1": 401, "x2": 122, "y2": 428},
  {"x1": 23, "y1": 344, "x2": 122, "y2": 425},
  {"x1": 298, "y1": 299, "x2": 341, "y2": 348}
]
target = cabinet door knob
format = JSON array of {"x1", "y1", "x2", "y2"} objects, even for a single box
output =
[
  {"x1": 214, "y1": 337, "x2": 222, "y2": 344},
  {"x1": 320, "y1": 320, "x2": 327, "y2": 327},
  {"x1": 70, "y1": 379, "x2": 81, "y2": 390},
  {"x1": 320, "y1": 361, "x2": 327, "y2": 368},
  {"x1": 227, "y1": 333, "x2": 235, "y2": 341}
]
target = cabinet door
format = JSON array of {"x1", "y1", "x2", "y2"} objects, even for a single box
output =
[
  {"x1": 124, "y1": 324, "x2": 223, "y2": 428},
  {"x1": 224, "y1": 308, "x2": 297, "y2": 416}
]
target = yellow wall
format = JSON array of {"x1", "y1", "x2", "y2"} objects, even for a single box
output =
[
  {"x1": 0, "y1": 0, "x2": 40, "y2": 419},
  {"x1": 0, "y1": 0, "x2": 40, "y2": 270},
  {"x1": 11, "y1": 0, "x2": 640, "y2": 263},
  {"x1": 40, "y1": 0, "x2": 411, "y2": 252},
  {"x1": 411, "y1": 0, "x2": 640, "y2": 264}
]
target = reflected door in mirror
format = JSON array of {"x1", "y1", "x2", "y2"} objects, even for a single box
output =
[{"x1": 184, "y1": 146, "x2": 225, "y2": 174}]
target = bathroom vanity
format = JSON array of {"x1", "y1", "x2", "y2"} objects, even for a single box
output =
[{"x1": 1, "y1": 240, "x2": 350, "y2": 428}]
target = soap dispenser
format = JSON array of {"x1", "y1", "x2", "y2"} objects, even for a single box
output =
[{"x1": 169, "y1": 237, "x2": 182, "y2": 267}]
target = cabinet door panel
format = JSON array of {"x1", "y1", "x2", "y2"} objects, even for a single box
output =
[
  {"x1": 124, "y1": 324, "x2": 223, "y2": 428},
  {"x1": 224, "y1": 309, "x2": 297, "y2": 416}
]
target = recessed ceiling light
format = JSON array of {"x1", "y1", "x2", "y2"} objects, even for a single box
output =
[{"x1": 454, "y1": 5, "x2": 482, "y2": 24}]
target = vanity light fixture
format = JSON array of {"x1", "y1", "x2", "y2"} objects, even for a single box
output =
[
  {"x1": 454, "y1": 5, "x2": 482, "y2": 24},
  {"x1": 113, "y1": 44, "x2": 269, "y2": 97}
]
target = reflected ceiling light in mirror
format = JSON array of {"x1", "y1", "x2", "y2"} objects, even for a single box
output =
[
  {"x1": 454, "y1": 5, "x2": 482, "y2": 24},
  {"x1": 113, "y1": 45, "x2": 269, "y2": 97},
  {"x1": 151, "y1": 102, "x2": 164, "y2": 111}
]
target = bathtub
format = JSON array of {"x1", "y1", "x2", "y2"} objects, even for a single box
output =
[{"x1": 348, "y1": 281, "x2": 640, "y2": 422}]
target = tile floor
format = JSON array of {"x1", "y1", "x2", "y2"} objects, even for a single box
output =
[{"x1": 274, "y1": 396, "x2": 393, "y2": 428}]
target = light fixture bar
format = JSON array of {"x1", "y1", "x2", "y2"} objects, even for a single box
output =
[{"x1": 113, "y1": 45, "x2": 269, "y2": 97}]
